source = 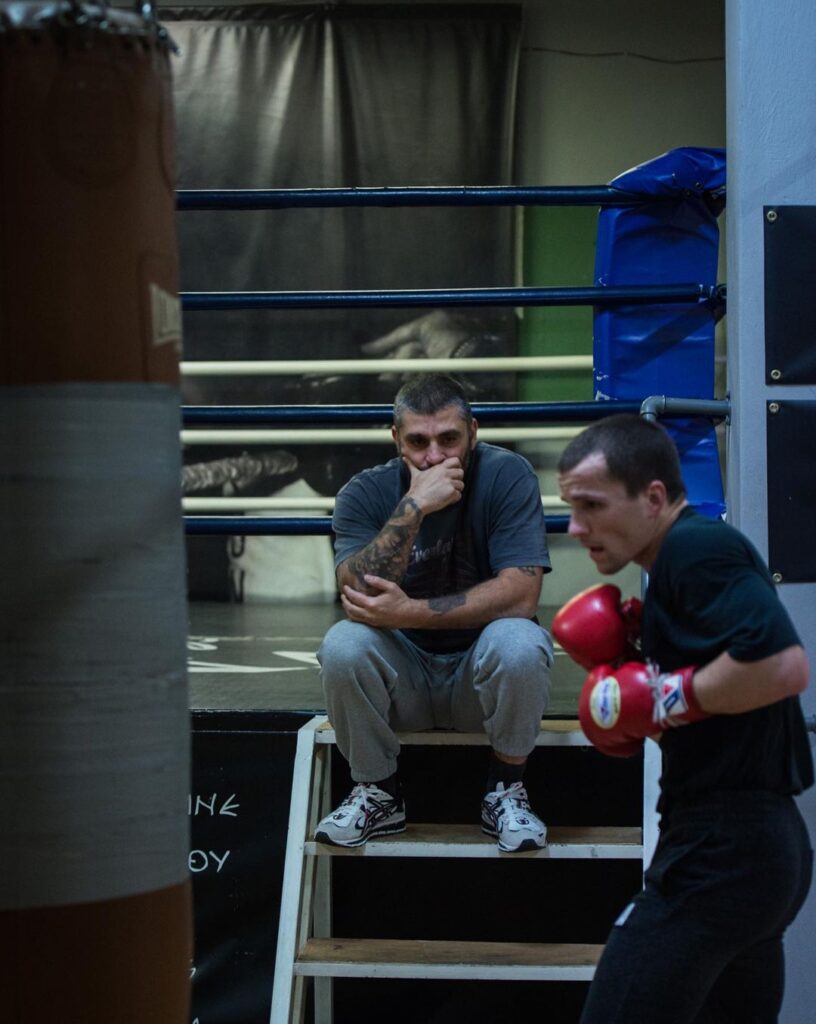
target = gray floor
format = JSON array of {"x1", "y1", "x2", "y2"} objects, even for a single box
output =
[{"x1": 188, "y1": 600, "x2": 583, "y2": 715}]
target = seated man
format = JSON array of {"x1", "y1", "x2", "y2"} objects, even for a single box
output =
[{"x1": 316, "y1": 374, "x2": 553, "y2": 852}]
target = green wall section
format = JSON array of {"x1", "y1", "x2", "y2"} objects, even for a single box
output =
[{"x1": 519, "y1": 206, "x2": 597, "y2": 402}]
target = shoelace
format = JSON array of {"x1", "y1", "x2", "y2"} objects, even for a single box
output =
[
  {"x1": 494, "y1": 781, "x2": 532, "y2": 824},
  {"x1": 339, "y1": 786, "x2": 372, "y2": 811},
  {"x1": 340, "y1": 782, "x2": 385, "y2": 815}
]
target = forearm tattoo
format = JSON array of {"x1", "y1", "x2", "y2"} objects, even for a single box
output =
[
  {"x1": 425, "y1": 566, "x2": 538, "y2": 617},
  {"x1": 427, "y1": 592, "x2": 467, "y2": 614},
  {"x1": 346, "y1": 496, "x2": 422, "y2": 587}
]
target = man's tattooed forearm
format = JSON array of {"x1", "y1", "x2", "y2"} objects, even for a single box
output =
[
  {"x1": 346, "y1": 498, "x2": 423, "y2": 586},
  {"x1": 349, "y1": 531, "x2": 411, "y2": 583},
  {"x1": 427, "y1": 593, "x2": 467, "y2": 614},
  {"x1": 393, "y1": 495, "x2": 421, "y2": 520}
]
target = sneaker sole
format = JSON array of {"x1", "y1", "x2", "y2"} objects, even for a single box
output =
[
  {"x1": 314, "y1": 820, "x2": 407, "y2": 848},
  {"x1": 497, "y1": 836, "x2": 547, "y2": 853},
  {"x1": 481, "y1": 823, "x2": 547, "y2": 853}
]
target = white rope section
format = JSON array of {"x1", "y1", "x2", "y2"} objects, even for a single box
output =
[
  {"x1": 180, "y1": 355, "x2": 593, "y2": 376},
  {"x1": 182, "y1": 495, "x2": 569, "y2": 511},
  {"x1": 181, "y1": 427, "x2": 583, "y2": 445}
]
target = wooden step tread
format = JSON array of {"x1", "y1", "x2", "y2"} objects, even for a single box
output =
[
  {"x1": 307, "y1": 823, "x2": 642, "y2": 858},
  {"x1": 295, "y1": 937, "x2": 603, "y2": 980},
  {"x1": 316, "y1": 719, "x2": 587, "y2": 747}
]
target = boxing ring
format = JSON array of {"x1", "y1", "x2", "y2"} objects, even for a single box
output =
[
  {"x1": 175, "y1": 168, "x2": 733, "y2": 1024},
  {"x1": 177, "y1": 179, "x2": 729, "y2": 545}
]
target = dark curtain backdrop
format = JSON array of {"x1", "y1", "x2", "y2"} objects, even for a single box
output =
[
  {"x1": 164, "y1": 4, "x2": 522, "y2": 598},
  {"x1": 164, "y1": 2, "x2": 522, "y2": 397}
]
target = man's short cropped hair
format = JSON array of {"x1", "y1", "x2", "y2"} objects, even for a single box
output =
[
  {"x1": 393, "y1": 374, "x2": 473, "y2": 429},
  {"x1": 558, "y1": 413, "x2": 687, "y2": 502}
]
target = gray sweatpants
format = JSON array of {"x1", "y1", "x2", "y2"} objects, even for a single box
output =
[{"x1": 317, "y1": 617, "x2": 553, "y2": 782}]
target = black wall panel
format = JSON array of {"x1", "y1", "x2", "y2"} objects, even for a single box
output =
[
  {"x1": 190, "y1": 711, "x2": 308, "y2": 1024},
  {"x1": 766, "y1": 400, "x2": 816, "y2": 582},
  {"x1": 764, "y1": 206, "x2": 816, "y2": 385}
]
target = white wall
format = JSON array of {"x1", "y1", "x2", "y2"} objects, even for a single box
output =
[
  {"x1": 514, "y1": 0, "x2": 725, "y2": 602},
  {"x1": 517, "y1": 0, "x2": 725, "y2": 183},
  {"x1": 726, "y1": 4, "x2": 816, "y2": 1022}
]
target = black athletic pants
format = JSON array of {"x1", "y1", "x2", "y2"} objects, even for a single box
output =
[{"x1": 580, "y1": 790, "x2": 813, "y2": 1024}]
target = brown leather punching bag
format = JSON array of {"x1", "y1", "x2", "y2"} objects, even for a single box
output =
[{"x1": 1, "y1": 4, "x2": 191, "y2": 1021}]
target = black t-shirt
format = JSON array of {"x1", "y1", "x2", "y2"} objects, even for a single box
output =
[{"x1": 641, "y1": 508, "x2": 813, "y2": 809}]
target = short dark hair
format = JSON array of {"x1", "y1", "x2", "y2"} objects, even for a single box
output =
[
  {"x1": 558, "y1": 413, "x2": 687, "y2": 502},
  {"x1": 393, "y1": 374, "x2": 473, "y2": 428}
]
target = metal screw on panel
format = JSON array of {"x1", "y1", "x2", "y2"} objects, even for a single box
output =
[
  {"x1": 772, "y1": 572, "x2": 783, "y2": 584},
  {"x1": 766, "y1": 209, "x2": 778, "y2": 223},
  {"x1": 770, "y1": 369, "x2": 782, "y2": 381},
  {"x1": 768, "y1": 402, "x2": 780, "y2": 414}
]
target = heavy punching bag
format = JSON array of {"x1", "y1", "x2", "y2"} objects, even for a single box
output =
[{"x1": 1, "y1": 3, "x2": 191, "y2": 1020}]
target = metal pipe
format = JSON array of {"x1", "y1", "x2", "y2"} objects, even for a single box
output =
[{"x1": 639, "y1": 396, "x2": 731, "y2": 423}]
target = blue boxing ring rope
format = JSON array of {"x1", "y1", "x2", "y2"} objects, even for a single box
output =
[
  {"x1": 177, "y1": 184, "x2": 661, "y2": 210},
  {"x1": 180, "y1": 284, "x2": 723, "y2": 313},
  {"x1": 178, "y1": 180, "x2": 728, "y2": 538},
  {"x1": 181, "y1": 397, "x2": 730, "y2": 536}
]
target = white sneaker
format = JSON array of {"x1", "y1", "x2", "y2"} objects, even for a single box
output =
[
  {"x1": 481, "y1": 781, "x2": 547, "y2": 852},
  {"x1": 314, "y1": 783, "x2": 406, "y2": 848}
]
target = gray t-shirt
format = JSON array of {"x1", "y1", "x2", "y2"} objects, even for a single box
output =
[{"x1": 332, "y1": 441, "x2": 551, "y2": 653}]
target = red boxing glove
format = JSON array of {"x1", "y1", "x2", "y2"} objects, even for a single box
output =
[
  {"x1": 591, "y1": 734, "x2": 645, "y2": 760},
  {"x1": 619, "y1": 596, "x2": 642, "y2": 644},
  {"x1": 553, "y1": 584, "x2": 643, "y2": 671},
  {"x1": 579, "y1": 661, "x2": 708, "y2": 756}
]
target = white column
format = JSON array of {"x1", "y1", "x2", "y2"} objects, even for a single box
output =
[{"x1": 726, "y1": 3, "x2": 816, "y2": 1020}]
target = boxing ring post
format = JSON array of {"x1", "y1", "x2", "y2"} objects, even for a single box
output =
[
  {"x1": 726, "y1": 3, "x2": 816, "y2": 1018},
  {"x1": 1, "y1": 5, "x2": 191, "y2": 1021}
]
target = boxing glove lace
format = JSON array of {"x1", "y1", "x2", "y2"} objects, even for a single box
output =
[{"x1": 579, "y1": 661, "x2": 707, "y2": 755}]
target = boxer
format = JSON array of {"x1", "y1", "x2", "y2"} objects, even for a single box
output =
[{"x1": 555, "y1": 413, "x2": 812, "y2": 1024}]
